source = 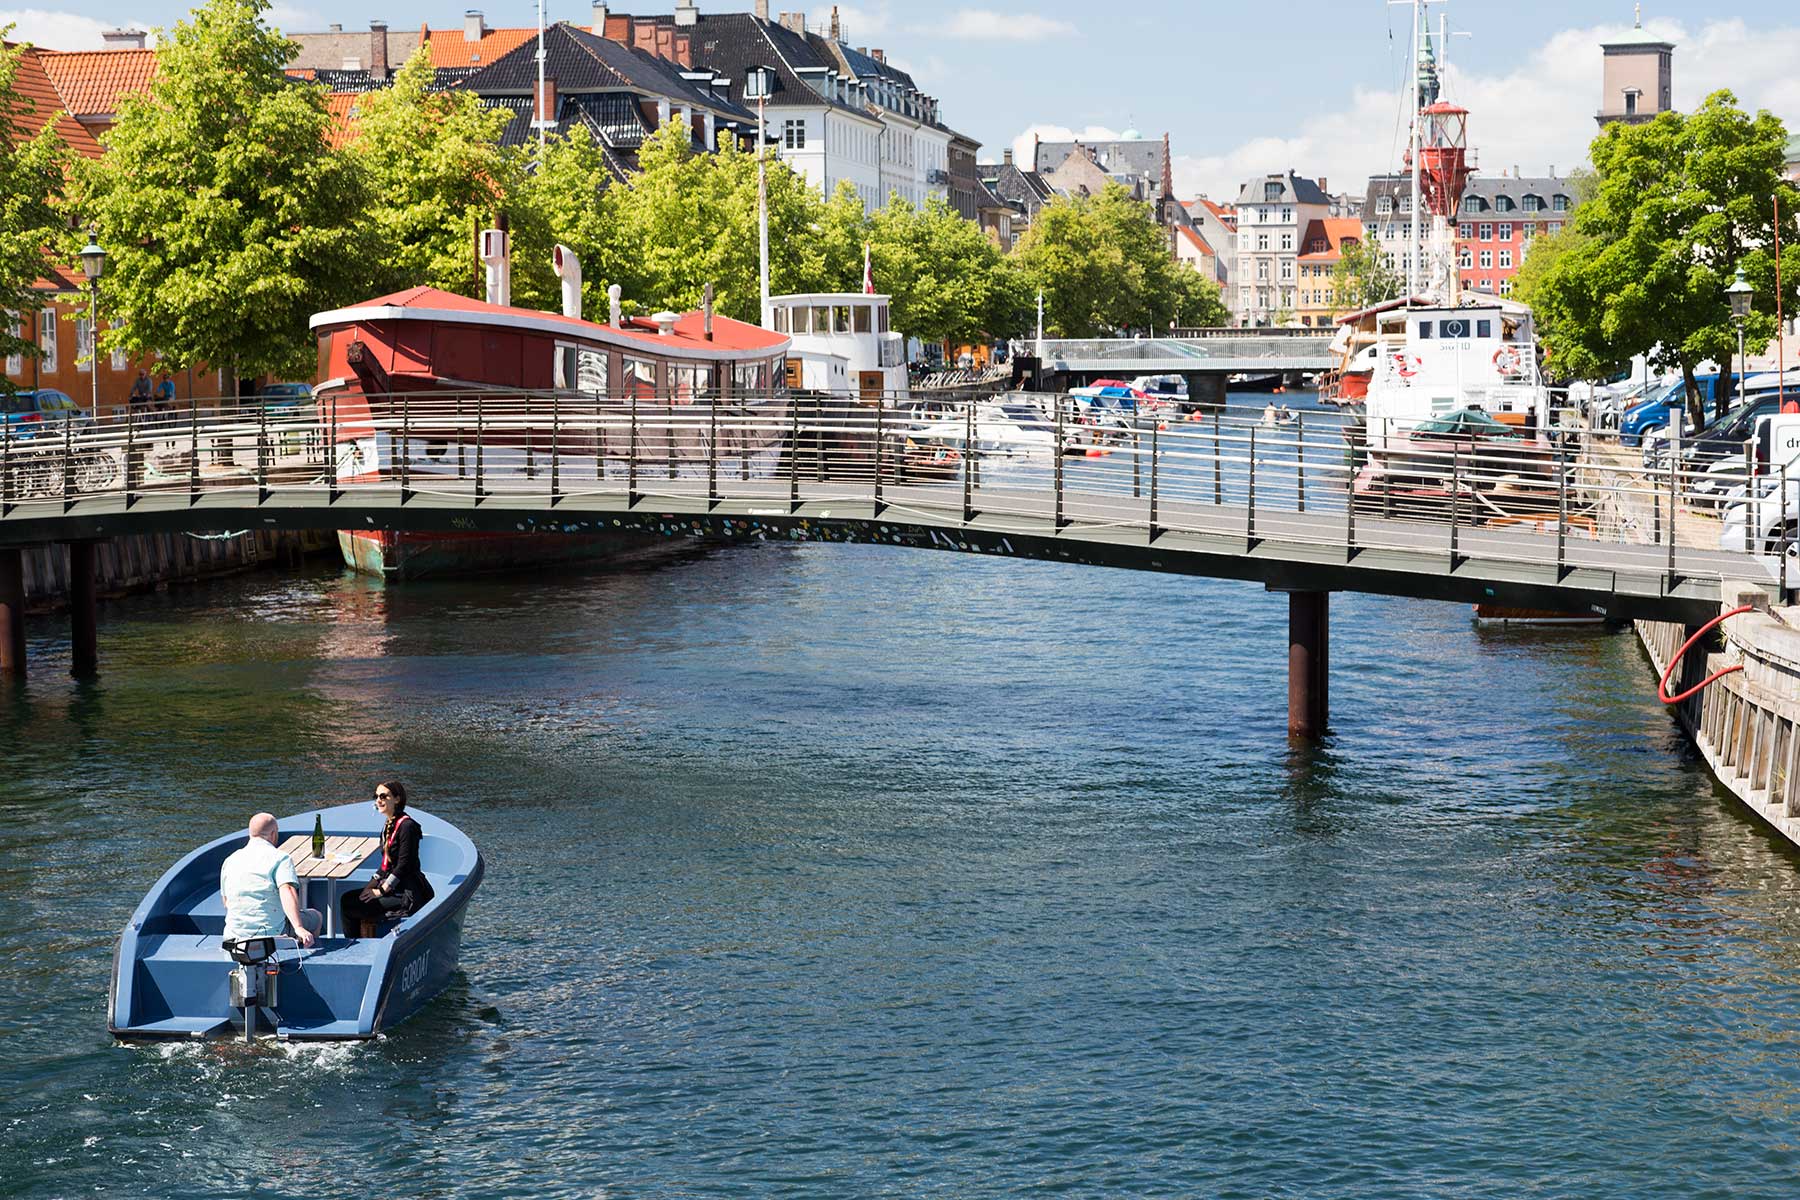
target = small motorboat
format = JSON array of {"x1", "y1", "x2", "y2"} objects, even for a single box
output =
[{"x1": 109, "y1": 802, "x2": 483, "y2": 1042}]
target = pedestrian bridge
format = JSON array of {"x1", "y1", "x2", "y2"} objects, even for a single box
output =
[
  {"x1": 1038, "y1": 332, "x2": 1338, "y2": 375},
  {"x1": 0, "y1": 392, "x2": 1785, "y2": 735}
]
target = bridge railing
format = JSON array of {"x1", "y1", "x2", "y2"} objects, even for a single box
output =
[{"x1": 0, "y1": 390, "x2": 1783, "y2": 594}]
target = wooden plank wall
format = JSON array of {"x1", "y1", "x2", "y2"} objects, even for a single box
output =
[{"x1": 19, "y1": 530, "x2": 331, "y2": 608}]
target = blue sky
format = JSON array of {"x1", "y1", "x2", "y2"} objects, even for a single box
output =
[{"x1": 13, "y1": 1, "x2": 1799, "y2": 198}]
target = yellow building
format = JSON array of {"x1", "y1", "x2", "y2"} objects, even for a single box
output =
[{"x1": 1294, "y1": 217, "x2": 1366, "y2": 328}]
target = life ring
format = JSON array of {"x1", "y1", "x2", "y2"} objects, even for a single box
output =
[
  {"x1": 1391, "y1": 353, "x2": 1421, "y2": 379},
  {"x1": 1492, "y1": 346, "x2": 1523, "y2": 376}
]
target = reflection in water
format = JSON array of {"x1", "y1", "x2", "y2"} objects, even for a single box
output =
[{"x1": 3, "y1": 534, "x2": 1800, "y2": 1197}]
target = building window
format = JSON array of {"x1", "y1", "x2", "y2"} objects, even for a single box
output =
[
  {"x1": 1479, "y1": 250, "x2": 1493, "y2": 268},
  {"x1": 5, "y1": 313, "x2": 20, "y2": 375},
  {"x1": 1495, "y1": 195, "x2": 1514, "y2": 212},
  {"x1": 1280, "y1": 207, "x2": 1292, "y2": 223},
  {"x1": 1461, "y1": 196, "x2": 1480, "y2": 214},
  {"x1": 1399, "y1": 196, "x2": 1413, "y2": 214},
  {"x1": 1497, "y1": 223, "x2": 1513, "y2": 241},
  {"x1": 109, "y1": 322, "x2": 128, "y2": 371},
  {"x1": 1256, "y1": 234, "x2": 1269, "y2": 250},
  {"x1": 1257, "y1": 261, "x2": 1269, "y2": 280},
  {"x1": 75, "y1": 317, "x2": 92, "y2": 372},
  {"x1": 1383, "y1": 223, "x2": 1396, "y2": 240},
  {"x1": 783, "y1": 119, "x2": 806, "y2": 150},
  {"x1": 1458, "y1": 222, "x2": 1473, "y2": 239},
  {"x1": 1280, "y1": 261, "x2": 1293, "y2": 280},
  {"x1": 1552, "y1": 195, "x2": 1569, "y2": 212},
  {"x1": 38, "y1": 310, "x2": 55, "y2": 373},
  {"x1": 1280, "y1": 233, "x2": 1293, "y2": 251},
  {"x1": 1478, "y1": 223, "x2": 1492, "y2": 241},
  {"x1": 1376, "y1": 196, "x2": 1393, "y2": 215},
  {"x1": 1498, "y1": 250, "x2": 1513, "y2": 270},
  {"x1": 622, "y1": 355, "x2": 657, "y2": 399},
  {"x1": 1500, "y1": 278, "x2": 1514, "y2": 296},
  {"x1": 1548, "y1": 222, "x2": 1563, "y2": 235},
  {"x1": 1459, "y1": 248, "x2": 1473, "y2": 269},
  {"x1": 1523, "y1": 195, "x2": 1540, "y2": 213},
  {"x1": 1264, "y1": 182, "x2": 1282, "y2": 201}
]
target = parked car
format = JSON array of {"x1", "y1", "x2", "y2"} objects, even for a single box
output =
[
  {"x1": 1619, "y1": 377, "x2": 1720, "y2": 447},
  {"x1": 1, "y1": 388, "x2": 88, "y2": 441},
  {"x1": 1647, "y1": 392, "x2": 1785, "y2": 471},
  {"x1": 256, "y1": 382, "x2": 313, "y2": 409}
]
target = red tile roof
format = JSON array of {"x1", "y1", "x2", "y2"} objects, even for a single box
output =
[
  {"x1": 323, "y1": 91, "x2": 364, "y2": 147},
  {"x1": 1188, "y1": 197, "x2": 1236, "y2": 230},
  {"x1": 6, "y1": 44, "x2": 102, "y2": 158},
  {"x1": 37, "y1": 47, "x2": 158, "y2": 119},
  {"x1": 424, "y1": 25, "x2": 570, "y2": 70},
  {"x1": 1297, "y1": 217, "x2": 1365, "y2": 262},
  {"x1": 1175, "y1": 224, "x2": 1215, "y2": 258}
]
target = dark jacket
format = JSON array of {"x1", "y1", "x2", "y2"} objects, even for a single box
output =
[{"x1": 377, "y1": 813, "x2": 436, "y2": 912}]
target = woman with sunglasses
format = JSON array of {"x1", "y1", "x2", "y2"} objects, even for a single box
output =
[{"x1": 341, "y1": 781, "x2": 436, "y2": 938}]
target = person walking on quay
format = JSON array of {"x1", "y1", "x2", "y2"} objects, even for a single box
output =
[
  {"x1": 220, "y1": 812, "x2": 320, "y2": 948},
  {"x1": 127, "y1": 369, "x2": 152, "y2": 418}
]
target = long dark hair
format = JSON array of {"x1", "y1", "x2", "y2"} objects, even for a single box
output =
[{"x1": 378, "y1": 779, "x2": 408, "y2": 813}]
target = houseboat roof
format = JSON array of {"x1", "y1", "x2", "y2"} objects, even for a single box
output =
[
  {"x1": 311, "y1": 285, "x2": 789, "y2": 361},
  {"x1": 771, "y1": 291, "x2": 893, "y2": 305}
]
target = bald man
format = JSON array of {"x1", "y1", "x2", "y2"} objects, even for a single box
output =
[{"x1": 219, "y1": 812, "x2": 320, "y2": 948}]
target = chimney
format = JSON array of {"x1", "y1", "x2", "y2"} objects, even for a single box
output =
[
  {"x1": 781, "y1": 12, "x2": 807, "y2": 35},
  {"x1": 369, "y1": 21, "x2": 389, "y2": 79},
  {"x1": 703, "y1": 283, "x2": 714, "y2": 341},
  {"x1": 603, "y1": 14, "x2": 629, "y2": 41},
  {"x1": 634, "y1": 19, "x2": 658, "y2": 55},
  {"x1": 479, "y1": 228, "x2": 510, "y2": 307},
  {"x1": 830, "y1": 5, "x2": 840, "y2": 39},
  {"x1": 654, "y1": 23, "x2": 673, "y2": 60},
  {"x1": 652, "y1": 310, "x2": 679, "y2": 336},
  {"x1": 1002, "y1": 148, "x2": 1013, "y2": 167},
  {"x1": 608, "y1": 284, "x2": 622, "y2": 328},
  {"x1": 591, "y1": 2, "x2": 607, "y2": 27},
  {"x1": 553, "y1": 245, "x2": 582, "y2": 319},
  {"x1": 1316, "y1": 176, "x2": 1326, "y2": 193},
  {"x1": 870, "y1": 48, "x2": 884, "y2": 63},
  {"x1": 464, "y1": 9, "x2": 484, "y2": 41},
  {"x1": 675, "y1": 0, "x2": 699, "y2": 28},
  {"x1": 755, "y1": 0, "x2": 769, "y2": 20},
  {"x1": 535, "y1": 76, "x2": 557, "y2": 125},
  {"x1": 673, "y1": 30, "x2": 693, "y2": 68},
  {"x1": 101, "y1": 28, "x2": 147, "y2": 49}
]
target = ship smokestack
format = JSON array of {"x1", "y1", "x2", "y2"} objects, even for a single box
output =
[
  {"x1": 479, "y1": 227, "x2": 510, "y2": 307},
  {"x1": 703, "y1": 282, "x2": 714, "y2": 341},
  {"x1": 552, "y1": 244, "x2": 582, "y2": 319},
  {"x1": 607, "y1": 283, "x2": 622, "y2": 328}
]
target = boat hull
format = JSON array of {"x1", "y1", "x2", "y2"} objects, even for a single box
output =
[{"x1": 338, "y1": 528, "x2": 681, "y2": 580}]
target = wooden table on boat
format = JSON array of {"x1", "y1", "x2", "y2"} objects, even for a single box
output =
[{"x1": 277, "y1": 835, "x2": 381, "y2": 937}]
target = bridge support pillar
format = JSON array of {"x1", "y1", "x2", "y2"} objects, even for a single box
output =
[
  {"x1": 0, "y1": 546, "x2": 24, "y2": 678},
  {"x1": 1286, "y1": 590, "x2": 1329, "y2": 739},
  {"x1": 1187, "y1": 374, "x2": 1227, "y2": 411},
  {"x1": 67, "y1": 541, "x2": 97, "y2": 679}
]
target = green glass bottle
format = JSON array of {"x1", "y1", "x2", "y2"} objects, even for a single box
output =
[{"x1": 311, "y1": 814, "x2": 325, "y2": 859}]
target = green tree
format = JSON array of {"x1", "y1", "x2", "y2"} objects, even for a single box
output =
[
  {"x1": 1520, "y1": 91, "x2": 1800, "y2": 424},
  {"x1": 1330, "y1": 233, "x2": 1403, "y2": 312},
  {"x1": 0, "y1": 36, "x2": 69, "y2": 378},
  {"x1": 1169, "y1": 262, "x2": 1230, "y2": 329},
  {"x1": 509, "y1": 127, "x2": 618, "y2": 315},
  {"x1": 78, "y1": 0, "x2": 374, "y2": 384},
  {"x1": 861, "y1": 195, "x2": 1025, "y2": 343},
  {"x1": 348, "y1": 46, "x2": 517, "y2": 299}
]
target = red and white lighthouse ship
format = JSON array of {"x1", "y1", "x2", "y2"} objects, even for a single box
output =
[{"x1": 309, "y1": 233, "x2": 791, "y2": 578}]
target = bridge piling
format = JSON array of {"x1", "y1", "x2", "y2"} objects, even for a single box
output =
[
  {"x1": 1286, "y1": 590, "x2": 1329, "y2": 739},
  {"x1": 0, "y1": 545, "x2": 24, "y2": 677},
  {"x1": 67, "y1": 541, "x2": 98, "y2": 679}
]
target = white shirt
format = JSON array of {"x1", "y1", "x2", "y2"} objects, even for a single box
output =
[{"x1": 219, "y1": 838, "x2": 299, "y2": 940}]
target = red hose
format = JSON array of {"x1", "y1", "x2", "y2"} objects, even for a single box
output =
[{"x1": 1657, "y1": 605, "x2": 1753, "y2": 704}]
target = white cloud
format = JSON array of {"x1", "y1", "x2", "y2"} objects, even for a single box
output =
[
  {"x1": 0, "y1": 9, "x2": 110, "y2": 49},
  {"x1": 942, "y1": 11, "x2": 1075, "y2": 41},
  {"x1": 1044, "y1": 16, "x2": 1800, "y2": 205},
  {"x1": 266, "y1": 4, "x2": 324, "y2": 33},
  {"x1": 1012, "y1": 123, "x2": 1122, "y2": 169}
]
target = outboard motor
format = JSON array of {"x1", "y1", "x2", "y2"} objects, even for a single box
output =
[{"x1": 223, "y1": 937, "x2": 280, "y2": 1043}]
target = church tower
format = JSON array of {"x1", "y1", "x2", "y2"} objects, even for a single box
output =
[{"x1": 1598, "y1": 5, "x2": 1674, "y2": 128}]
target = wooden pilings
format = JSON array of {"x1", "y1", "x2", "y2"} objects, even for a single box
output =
[
  {"x1": 0, "y1": 546, "x2": 23, "y2": 678},
  {"x1": 1287, "y1": 590, "x2": 1329, "y2": 739},
  {"x1": 68, "y1": 540, "x2": 97, "y2": 679}
]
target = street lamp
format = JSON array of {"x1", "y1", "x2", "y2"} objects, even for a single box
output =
[
  {"x1": 743, "y1": 65, "x2": 776, "y2": 328},
  {"x1": 79, "y1": 231, "x2": 105, "y2": 416},
  {"x1": 1727, "y1": 265, "x2": 1753, "y2": 414}
]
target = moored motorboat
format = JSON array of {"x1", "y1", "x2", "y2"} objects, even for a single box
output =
[{"x1": 109, "y1": 802, "x2": 482, "y2": 1042}]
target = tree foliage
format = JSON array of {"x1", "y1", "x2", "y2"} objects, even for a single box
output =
[
  {"x1": 1013, "y1": 183, "x2": 1225, "y2": 335},
  {"x1": 348, "y1": 46, "x2": 516, "y2": 299},
  {"x1": 0, "y1": 35, "x2": 68, "y2": 376},
  {"x1": 77, "y1": 0, "x2": 374, "y2": 381},
  {"x1": 1519, "y1": 91, "x2": 1800, "y2": 418},
  {"x1": 1330, "y1": 232, "x2": 1403, "y2": 312}
]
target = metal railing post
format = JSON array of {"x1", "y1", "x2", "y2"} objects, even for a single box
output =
[
  {"x1": 788, "y1": 393, "x2": 800, "y2": 511},
  {"x1": 1295, "y1": 411, "x2": 1306, "y2": 513},
  {"x1": 1345, "y1": 450, "x2": 1356, "y2": 556},
  {"x1": 1746, "y1": 441, "x2": 1756, "y2": 554},
  {"x1": 1247, "y1": 425, "x2": 1257, "y2": 545},
  {"x1": 1449, "y1": 449, "x2": 1461, "y2": 566},
  {"x1": 400, "y1": 391, "x2": 412, "y2": 500},
  {"x1": 1556, "y1": 446, "x2": 1568, "y2": 577},
  {"x1": 628, "y1": 391, "x2": 639, "y2": 504},
  {"x1": 1668, "y1": 428, "x2": 1680, "y2": 580},
  {"x1": 707, "y1": 396, "x2": 718, "y2": 505},
  {"x1": 475, "y1": 391, "x2": 485, "y2": 500},
  {"x1": 874, "y1": 401, "x2": 885, "y2": 510},
  {"x1": 256, "y1": 396, "x2": 268, "y2": 499},
  {"x1": 62, "y1": 405, "x2": 74, "y2": 500},
  {"x1": 1053, "y1": 395, "x2": 1065, "y2": 530},
  {"x1": 1132, "y1": 425, "x2": 1141, "y2": 499},
  {"x1": 1781, "y1": 462, "x2": 1790, "y2": 597},
  {"x1": 190, "y1": 393, "x2": 202, "y2": 504},
  {"x1": 1147, "y1": 417, "x2": 1160, "y2": 540},
  {"x1": 962, "y1": 399, "x2": 974, "y2": 522},
  {"x1": 1, "y1": 416, "x2": 10, "y2": 513},
  {"x1": 123, "y1": 404, "x2": 136, "y2": 506},
  {"x1": 455, "y1": 395, "x2": 466, "y2": 479},
  {"x1": 813, "y1": 396, "x2": 824, "y2": 484},
  {"x1": 1212, "y1": 410, "x2": 1223, "y2": 504}
]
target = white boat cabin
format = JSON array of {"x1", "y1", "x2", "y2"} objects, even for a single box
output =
[
  {"x1": 766, "y1": 292, "x2": 908, "y2": 403},
  {"x1": 1364, "y1": 300, "x2": 1546, "y2": 432}
]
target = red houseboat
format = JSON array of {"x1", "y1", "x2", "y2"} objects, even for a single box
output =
[{"x1": 309, "y1": 237, "x2": 791, "y2": 577}]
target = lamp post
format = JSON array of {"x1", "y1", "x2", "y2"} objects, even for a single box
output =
[
  {"x1": 744, "y1": 66, "x2": 775, "y2": 328},
  {"x1": 1728, "y1": 265, "x2": 1753, "y2": 418},
  {"x1": 78, "y1": 232, "x2": 105, "y2": 416}
]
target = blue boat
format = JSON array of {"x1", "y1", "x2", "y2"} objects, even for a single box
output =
[{"x1": 109, "y1": 802, "x2": 483, "y2": 1041}]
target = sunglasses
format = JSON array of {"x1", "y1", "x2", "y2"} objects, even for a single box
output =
[{"x1": 374, "y1": 792, "x2": 393, "y2": 801}]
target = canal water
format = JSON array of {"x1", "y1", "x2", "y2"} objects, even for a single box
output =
[{"x1": 7, "y1": 415, "x2": 1800, "y2": 1195}]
